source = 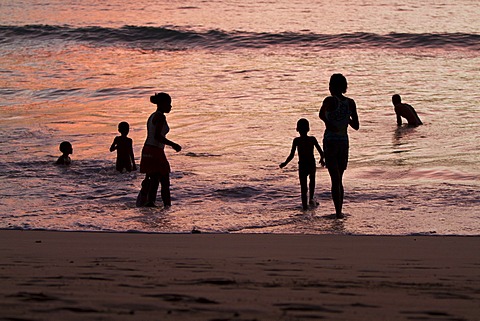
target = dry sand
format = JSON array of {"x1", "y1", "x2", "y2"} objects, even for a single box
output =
[{"x1": 0, "y1": 230, "x2": 479, "y2": 320}]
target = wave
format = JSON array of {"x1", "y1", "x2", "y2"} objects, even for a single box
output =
[{"x1": 1, "y1": 25, "x2": 479, "y2": 51}]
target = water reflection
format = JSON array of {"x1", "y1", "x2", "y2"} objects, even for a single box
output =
[
  {"x1": 393, "y1": 125, "x2": 417, "y2": 146},
  {"x1": 392, "y1": 125, "x2": 418, "y2": 166}
]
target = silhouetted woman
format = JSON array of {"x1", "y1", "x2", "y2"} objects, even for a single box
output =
[
  {"x1": 137, "y1": 92, "x2": 181, "y2": 207},
  {"x1": 319, "y1": 74, "x2": 359, "y2": 218}
]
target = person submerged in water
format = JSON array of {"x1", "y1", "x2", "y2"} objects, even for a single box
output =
[
  {"x1": 392, "y1": 94, "x2": 423, "y2": 127},
  {"x1": 280, "y1": 118, "x2": 325, "y2": 210},
  {"x1": 56, "y1": 141, "x2": 73, "y2": 165},
  {"x1": 110, "y1": 121, "x2": 136, "y2": 172}
]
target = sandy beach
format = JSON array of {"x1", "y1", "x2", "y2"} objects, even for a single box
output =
[{"x1": 0, "y1": 230, "x2": 479, "y2": 321}]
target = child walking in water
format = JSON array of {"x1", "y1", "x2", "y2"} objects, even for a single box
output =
[
  {"x1": 280, "y1": 118, "x2": 325, "y2": 210},
  {"x1": 110, "y1": 121, "x2": 136, "y2": 172}
]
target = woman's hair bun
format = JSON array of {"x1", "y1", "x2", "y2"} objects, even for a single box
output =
[{"x1": 150, "y1": 92, "x2": 171, "y2": 105}]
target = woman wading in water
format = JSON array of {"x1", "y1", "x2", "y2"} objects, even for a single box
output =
[
  {"x1": 137, "y1": 92, "x2": 181, "y2": 208},
  {"x1": 319, "y1": 74, "x2": 359, "y2": 218}
]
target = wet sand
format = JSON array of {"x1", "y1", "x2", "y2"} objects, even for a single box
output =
[{"x1": 0, "y1": 230, "x2": 479, "y2": 320}]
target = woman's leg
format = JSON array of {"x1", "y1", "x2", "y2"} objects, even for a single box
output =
[
  {"x1": 147, "y1": 174, "x2": 160, "y2": 206},
  {"x1": 136, "y1": 174, "x2": 150, "y2": 207},
  {"x1": 159, "y1": 174, "x2": 171, "y2": 207},
  {"x1": 328, "y1": 167, "x2": 344, "y2": 218}
]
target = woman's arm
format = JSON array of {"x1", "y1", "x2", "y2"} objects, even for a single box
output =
[
  {"x1": 319, "y1": 97, "x2": 330, "y2": 123},
  {"x1": 319, "y1": 96, "x2": 337, "y2": 131},
  {"x1": 154, "y1": 114, "x2": 182, "y2": 152},
  {"x1": 349, "y1": 99, "x2": 360, "y2": 130}
]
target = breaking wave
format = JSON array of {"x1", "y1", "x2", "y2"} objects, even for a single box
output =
[{"x1": 1, "y1": 24, "x2": 479, "y2": 51}]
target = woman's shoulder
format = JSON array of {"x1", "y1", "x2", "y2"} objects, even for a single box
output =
[
  {"x1": 336, "y1": 95, "x2": 355, "y2": 108},
  {"x1": 152, "y1": 112, "x2": 166, "y2": 124},
  {"x1": 323, "y1": 96, "x2": 336, "y2": 104},
  {"x1": 346, "y1": 97, "x2": 356, "y2": 108},
  {"x1": 321, "y1": 96, "x2": 336, "y2": 111}
]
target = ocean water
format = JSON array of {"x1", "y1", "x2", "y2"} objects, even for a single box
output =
[{"x1": 0, "y1": 0, "x2": 479, "y2": 235}]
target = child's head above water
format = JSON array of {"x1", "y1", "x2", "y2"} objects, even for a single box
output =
[
  {"x1": 296, "y1": 118, "x2": 310, "y2": 134},
  {"x1": 118, "y1": 121, "x2": 130, "y2": 136},
  {"x1": 59, "y1": 141, "x2": 73, "y2": 155}
]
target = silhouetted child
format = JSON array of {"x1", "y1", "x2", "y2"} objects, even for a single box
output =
[
  {"x1": 392, "y1": 94, "x2": 423, "y2": 127},
  {"x1": 280, "y1": 118, "x2": 325, "y2": 210},
  {"x1": 56, "y1": 141, "x2": 73, "y2": 165},
  {"x1": 110, "y1": 121, "x2": 136, "y2": 172}
]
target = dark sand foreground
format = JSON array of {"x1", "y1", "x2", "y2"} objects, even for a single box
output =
[{"x1": 0, "y1": 230, "x2": 479, "y2": 321}]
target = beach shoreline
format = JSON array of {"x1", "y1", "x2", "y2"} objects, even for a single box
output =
[{"x1": 1, "y1": 230, "x2": 479, "y2": 320}]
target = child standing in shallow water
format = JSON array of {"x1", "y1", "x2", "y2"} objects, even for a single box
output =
[
  {"x1": 110, "y1": 121, "x2": 136, "y2": 172},
  {"x1": 280, "y1": 118, "x2": 325, "y2": 210}
]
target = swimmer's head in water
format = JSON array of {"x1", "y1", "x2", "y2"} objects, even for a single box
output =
[
  {"x1": 392, "y1": 94, "x2": 402, "y2": 105},
  {"x1": 59, "y1": 141, "x2": 73, "y2": 155}
]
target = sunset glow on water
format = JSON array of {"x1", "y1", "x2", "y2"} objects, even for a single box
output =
[{"x1": 0, "y1": 0, "x2": 479, "y2": 234}]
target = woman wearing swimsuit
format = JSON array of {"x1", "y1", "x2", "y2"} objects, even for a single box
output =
[
  {"x1": 137, "y1": 92, "x2": 181, "y2": 207},
  {"x1": 319, "y1": 74, "x2": 359, "y2": 218}
]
